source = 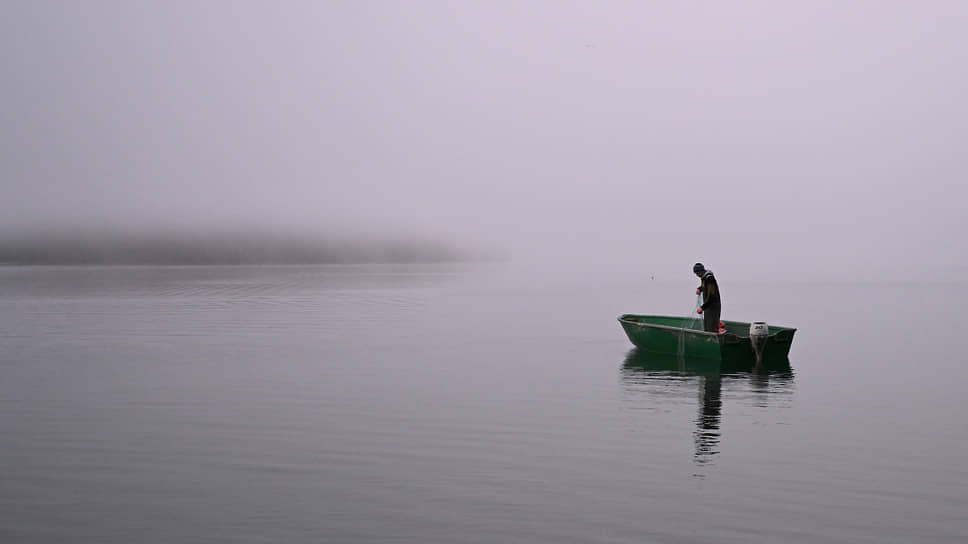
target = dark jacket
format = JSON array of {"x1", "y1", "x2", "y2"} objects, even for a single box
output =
[{"x1": 698, "y1": 270, "x2": 721, "y2": 311}]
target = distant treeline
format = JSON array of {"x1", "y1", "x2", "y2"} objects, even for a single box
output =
[{"x1": 0, "y1": 233, "x2": 466, "y2": 265}]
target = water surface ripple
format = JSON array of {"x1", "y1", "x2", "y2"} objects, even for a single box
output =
[{"x1": 0, "y1": 266, "x2": 964, "y2": 543}]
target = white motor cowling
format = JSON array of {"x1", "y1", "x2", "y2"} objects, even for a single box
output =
[{"x1": 749, "y1": 322, "x2": 769, "y2": 364}]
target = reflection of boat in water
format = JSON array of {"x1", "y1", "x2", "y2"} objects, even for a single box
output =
[
  {"x1": 621, "y1": 347, "x2": 793, "y2": 375},
  {"x1": 621, "y1": 349, "x2": 795, "y2": 469}
]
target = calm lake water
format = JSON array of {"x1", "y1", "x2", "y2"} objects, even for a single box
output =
[{"x1": 1, "y1": 264, "x2": 965, "y2": 543}]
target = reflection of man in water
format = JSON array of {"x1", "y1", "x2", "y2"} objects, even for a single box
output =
[
  {"x1": 694, "y1": 375, "x2": 722, "y2": 464},
  {"x1": 693, "y1": 263, "x2": 721, "y2": 333}
]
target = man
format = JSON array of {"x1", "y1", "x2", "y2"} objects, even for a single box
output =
[{"x1": 693, "y1": 263, "x2": 721, "y2": 333}]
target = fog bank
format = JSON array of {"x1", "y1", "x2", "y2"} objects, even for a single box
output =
[
  {"x1": 0, "y1": 230, "x2": 469, "y2": 265},
  {"x1": 1, "y1": 2, "x2": 965, "y2": 280}
]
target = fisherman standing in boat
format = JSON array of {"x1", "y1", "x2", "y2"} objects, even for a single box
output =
[{"x1": 693, "y1": 263, "x2": 721, "y2": 333}]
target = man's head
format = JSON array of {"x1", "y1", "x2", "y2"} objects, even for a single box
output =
[{"x1": 693, "y1": 262, "x2": 705, "y2": 277}]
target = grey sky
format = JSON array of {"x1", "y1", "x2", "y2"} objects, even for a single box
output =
[{"x1": 1, "y1": 1, "x2": 965, "y2": 279}]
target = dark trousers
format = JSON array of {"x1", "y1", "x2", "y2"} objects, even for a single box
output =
[{"x1": 703, "y1": 304, "x2": 721, "y2": 333}]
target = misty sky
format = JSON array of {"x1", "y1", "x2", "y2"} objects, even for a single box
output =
[{"x1": 1, "y1": 1, "x2": 965, "y2": 280}]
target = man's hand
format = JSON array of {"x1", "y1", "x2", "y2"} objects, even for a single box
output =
[
  {"x1": 696, "y1": 288, "x2": 701, "y2": 295},
  {"x1": 697, "y1": 308, "x2": 703, "y2": 314}
]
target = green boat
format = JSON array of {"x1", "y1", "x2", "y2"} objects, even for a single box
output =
[{"x1": 618, "y1": 314, "x2": 796, "y2": 369}]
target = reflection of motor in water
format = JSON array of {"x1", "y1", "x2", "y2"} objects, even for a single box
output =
[{"x1": 621, "y1": 349, "x2": 794, "y2": 470}]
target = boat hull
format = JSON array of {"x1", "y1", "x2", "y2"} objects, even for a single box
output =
[{"x1": 618, "y1": 314, "x2": 795, "y2": 370}]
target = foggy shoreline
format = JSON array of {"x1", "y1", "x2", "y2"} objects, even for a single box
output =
[{"x1": 0, "y1": 233, "x2": 469, "y2": 266}]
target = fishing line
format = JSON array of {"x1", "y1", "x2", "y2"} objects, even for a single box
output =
[{"x1": 678, "y1": 291, "x2": 703, "y2": 361}]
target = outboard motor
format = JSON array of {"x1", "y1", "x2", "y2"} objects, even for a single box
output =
[{"x1": 749, "y1": 322, "x2": 769, "y2": 365}]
